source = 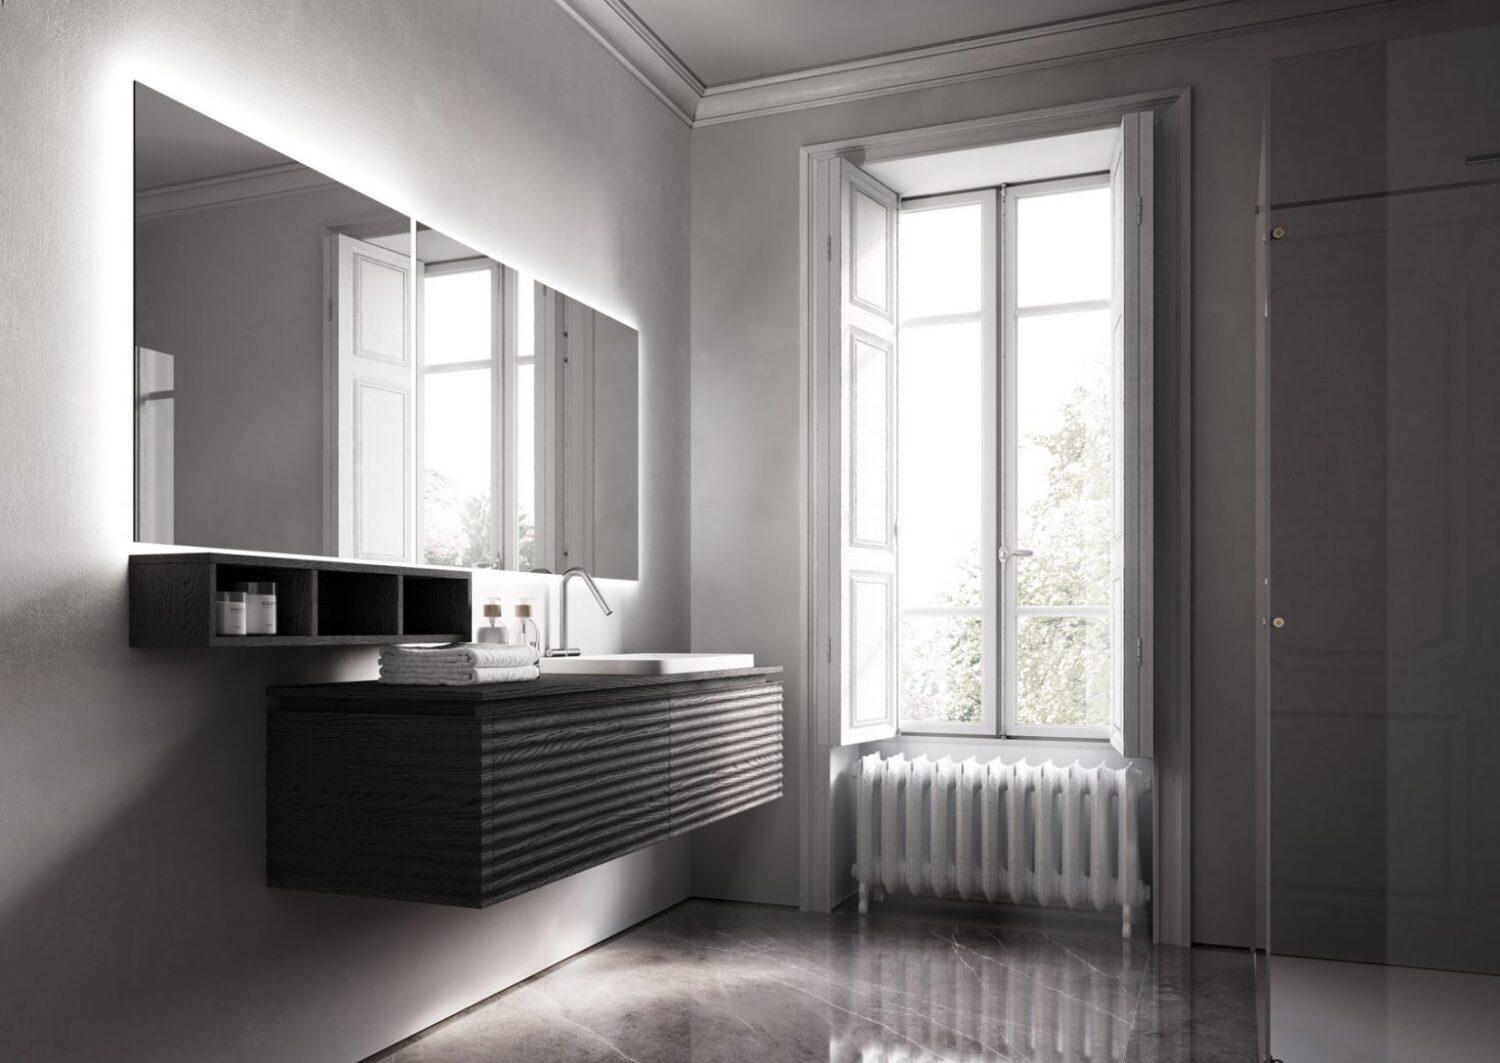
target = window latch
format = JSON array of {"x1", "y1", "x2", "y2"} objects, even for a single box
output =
[{"x1": 998, "y1": 545, "x2": 1034, "y2": 564}]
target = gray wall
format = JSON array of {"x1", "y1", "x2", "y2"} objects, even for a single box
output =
[
  {"x1": 686, "y1": 0, "x2": 1500, "y2": 943},
  {"x1": 0, "y1": 1, "x2": 692, "y2": 1060},
  {"x1": 136, "y1": 184, "x2": 399, "y2": 556}
]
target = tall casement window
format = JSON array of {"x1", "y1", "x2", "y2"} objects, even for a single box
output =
[{"x1": 817, "y1": 114, "x2": 1153, "y2": 755}]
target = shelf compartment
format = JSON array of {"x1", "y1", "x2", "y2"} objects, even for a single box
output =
[
  {"x1": 215, "y1": 564, "x2": 315, "y2": 638},
  {"x1": 316, "y1": 571, "x2": 399, "y2": 637},
  {"x1": 403, "y1": 576, "x2": 471, "y2": 640}
]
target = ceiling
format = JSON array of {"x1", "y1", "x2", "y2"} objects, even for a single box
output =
[{"x1": 624, "y1": 0, "x2": 1176, "y2": 85}]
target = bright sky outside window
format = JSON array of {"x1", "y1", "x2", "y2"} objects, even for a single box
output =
[{"x1": 896, "y1": 180, "x2": 1114, "y2": 735}]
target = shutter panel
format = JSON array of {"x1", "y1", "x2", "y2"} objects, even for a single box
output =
[
  {"x1": 835, "y1": 159, "x2": 900, "y2": 744},
  {"x1": 334, "y1": 234, "x2": 415, "y2": 562},
  {"x1": 1109, "y1": 113, "x2": 1155, "y2": 757}
]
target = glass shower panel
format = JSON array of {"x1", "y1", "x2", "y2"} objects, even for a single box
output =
[{"x1": 1263, "y1": 161, "x2": 1500, "y2": 1063}]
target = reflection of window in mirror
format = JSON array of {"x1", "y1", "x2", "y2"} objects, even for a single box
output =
[
  {"x1": 512, "y1": 273, "x2": 538, "y2": 572},
  {"x1": 419, "y1": 260, "x2": 498, "y2": 567},
  {"x1": 135, "y1": 347, "x2": 175, "y2": 543},
  {"x1": 411, "y1": 237, "x2": 548, "y2": 574}
]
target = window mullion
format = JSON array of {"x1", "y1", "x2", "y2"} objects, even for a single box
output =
[{"x1": 998, "y1": 183, "x2": 1017, "y2": 739}]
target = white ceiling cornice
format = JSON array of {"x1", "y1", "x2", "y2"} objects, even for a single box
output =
[
  {"x1": 554, "y1": 0, "x2": 703, "y2": 124},
  {"x1": 554, "y1": 0, "x2": 1437, "y2": 126}
]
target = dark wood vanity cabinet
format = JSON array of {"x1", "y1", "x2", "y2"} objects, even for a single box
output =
[{"x1": 266, "y1": 668, "x2": 782, "y2": 907}]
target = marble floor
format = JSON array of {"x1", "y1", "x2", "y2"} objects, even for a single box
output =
[{"x1": 372, "y1": 900, "x2": 1257, "y2": 1063}]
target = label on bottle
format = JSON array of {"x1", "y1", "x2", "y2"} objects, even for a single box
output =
[
  {"x1": 216, "y1": 600, "x2": 247, "y2": 636},
  {"x1": 246, "y1": 595, "x2": 277, "y2": 635}
]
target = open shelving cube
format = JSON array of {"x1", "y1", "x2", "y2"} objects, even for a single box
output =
[{"x1": 129, "y1": 553, "x2": 471, "y2": 648}]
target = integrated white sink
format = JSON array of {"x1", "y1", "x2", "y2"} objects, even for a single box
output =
[{"x1": 539, "y1": 652, "x2": 755, "y2": 676}]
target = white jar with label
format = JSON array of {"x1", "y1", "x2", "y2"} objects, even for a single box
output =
[
  {"x1": 233, "y1": 582, "x2": 277, "y2": 635},
  {"x1": 215, "y1": 591, "x2": 247, "y2": 636}
]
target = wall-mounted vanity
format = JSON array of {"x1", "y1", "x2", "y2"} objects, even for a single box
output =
[{"x1": 268, "y1": 666, "x2": 783, "y2": 907}]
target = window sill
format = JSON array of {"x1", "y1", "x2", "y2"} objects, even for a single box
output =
[
  {"x1": 895, "y1": 730, "x2": 1113, "y2": 746},
  {"x1": 874, "y1": 731, "x2": 1125, "y2": 761}
]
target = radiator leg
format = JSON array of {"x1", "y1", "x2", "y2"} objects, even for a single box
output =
[
  {"x1": 858, "y1": 884, "x2": 869, "y2": 915},
  {"x1": 1122, "y1": 904, "x2": 1133, "y2": 939}
]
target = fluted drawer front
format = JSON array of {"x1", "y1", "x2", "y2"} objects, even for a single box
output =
[
  {"x1": 267, "y1": 668, "x2": 783, "y2": 908},
  {"x1": 668, "y1": 683, "x2": 783, "y2": 835}
]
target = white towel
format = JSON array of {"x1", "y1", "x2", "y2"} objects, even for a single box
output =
[
  {"x1": 378, "y1": 664, "x2": 541, "y2": 686},
  {"x1": 379, "y1": 642, "x2": 539, "y2": 669}
]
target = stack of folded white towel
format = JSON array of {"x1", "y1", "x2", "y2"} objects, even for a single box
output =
[{"x1": 378, "y1": 642, "x2": 541, "y2": 686}]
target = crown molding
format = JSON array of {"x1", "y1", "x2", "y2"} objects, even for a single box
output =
[
  {"x1": 696, "y1": 0, "x2": 1435, "y2": 124},
  {"x1": 134, "y1": 162, "x2": 340, "y2": 218},
  {"x1": 556, "y1": 0, "x2": 1435, "y2": 127},
  {"x1": 553, "y1": 0, "x2": 702, "y2": 125}
]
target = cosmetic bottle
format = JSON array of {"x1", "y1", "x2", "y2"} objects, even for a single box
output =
[
  {"x1": 511, "y1": 602, "x2": 541, "y2": 654},
  {"x1": 477, "y1": 598, "x2": 510, "y2": 644},
  {"x1": 215, "y1": 591, "x2": 247, "y2": 636},
  {"x1": 233, "y1": 582, "x2": 277, "y2": 635}
]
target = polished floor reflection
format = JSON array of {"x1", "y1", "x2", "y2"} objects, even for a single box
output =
[{"x1": 375, "y1": 900, "x2": 1256, "y2": 1062}]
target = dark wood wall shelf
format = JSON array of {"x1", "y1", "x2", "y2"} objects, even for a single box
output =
[
  {"x1": 266, "y1": 667, "x2": 784, "y2": 908},
  {"x1": 129, "y1": 552, "x2": 471, "y2": 648}
]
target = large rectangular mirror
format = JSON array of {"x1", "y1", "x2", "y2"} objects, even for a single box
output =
[{"x1": 134, "y1": 84, "x2": 640, "y2": 578}]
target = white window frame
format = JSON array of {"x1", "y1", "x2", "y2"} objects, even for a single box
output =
[
  {"x1": 894, "y1": 189, "x2": 998, "y2": 737},
  {"x1": 1001, "y1": 173, "x2": 1114, "y2": 741},
  {"x1": 813, "y1": 111, "x2": 1155, "y2": 752}
]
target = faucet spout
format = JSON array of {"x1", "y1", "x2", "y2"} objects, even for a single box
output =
[{"x1": 547, "y1": 567, "x2": 613, "y2": 657}]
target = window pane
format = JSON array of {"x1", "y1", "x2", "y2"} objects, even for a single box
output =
[
  {"x1": 1016, "y1": 187, "x2": 1110, "y2": 307},
  {"x1": 900, "y1": 614, "x2": 982, "y2": 725},
  {"x1": 852, "y1": 576, "x2": 891, "y2": 726},
  {"x1": 852, "y1": 337, "x2": 891, "y2": 545},
  {"x1": 899, "y1": 317, "x2": 983, "y2": 726},
  {"x1": 899, "y1": 321, "x2": 982, "y2": 606},
  {"x1": 516, "y1": 273, "x2": 536, "y2": 361},
  {"x1": 422, "y1": 369, "x2": 492, "y2": 566},
  {"x1": 852, "y1": 187, "x2": 890, "y2": 311},
  {"x1": 899, "y1": 204, "x2": 981, "y2": 320},
  {"x1": 1016, "y1": 614, "x2": 1109, "y2": 729},
  {"x1": 516, "y1": 362, "x2": 536, "y2": 570},
  {"x1": 423, "y1": 269, "x2": 491, "y2": 366},
  {"x1": 1016, "y1": 310, "x2": 1111, "y2": 608}
]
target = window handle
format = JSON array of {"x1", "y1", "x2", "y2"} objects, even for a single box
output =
[{"x1": 998, "y1": 546, "x2": 1034, "y2": 564}]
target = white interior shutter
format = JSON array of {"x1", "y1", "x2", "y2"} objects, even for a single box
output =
[
  {"x1": 833, "y1": 159, "x2": 900, "y2": 744},
  {"x1": 1109, "y1": 113, "x2": 1155, "y2": 757},
  {"x1": 333, "y1": 234, "x2": 415, "y2": 562}
]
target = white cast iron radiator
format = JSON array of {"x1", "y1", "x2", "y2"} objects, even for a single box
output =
[{"x1": 853, "y1": 753, "x2": 1151, "y2": 937}]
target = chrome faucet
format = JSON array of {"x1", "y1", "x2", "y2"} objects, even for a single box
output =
[{"x1": 546, "y1": 567, "x2": 613, "y2": 657}]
